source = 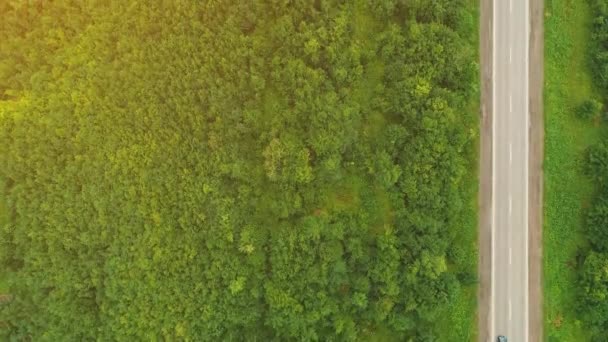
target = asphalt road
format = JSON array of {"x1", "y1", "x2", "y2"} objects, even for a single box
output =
[{"x1": 491, "y1": 0, "x2": 529, "y2": 341}]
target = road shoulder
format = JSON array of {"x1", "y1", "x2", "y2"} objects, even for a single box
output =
[
  {"x1": 478, "y1": 0, "x2": 493, "y2": 341},
  {"x1": 529, "y1": 0, "x2": 544, "y2": 341}
]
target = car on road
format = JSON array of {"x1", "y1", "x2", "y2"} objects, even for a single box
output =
[{"x1": 497, "y1": 336, "x2": 507, "y2": 342}]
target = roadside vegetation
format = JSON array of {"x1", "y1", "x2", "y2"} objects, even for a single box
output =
[
  {"x1": 572, "y1": 0, "x2": 608, "y2": 340},
  {"x1": 0, "y1": 1, "x2": 478, "y2": 340},
  {"x1": 544, "y1": 0, "x2": 608, "y2": 340},
  {"x1": 544, "y1": 0, "x2": 600, "y2": 340}
]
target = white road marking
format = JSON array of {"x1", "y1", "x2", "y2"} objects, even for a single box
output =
[
  {"x1": 510, "y1": 47, "x2": 512, "y2": 64},
  {"x1": 510, "y1": 0, "x2": 513, "y2": 13},
  {"x1": 509, "y1": 248, "x2": 512, "y2": 265},
  {"x1": 509, "y1": 299, "x2": 512, "y2": 321},
  {"x1": 509, "y1": 143, "x2": 513, "y2": 163},
  {"x1": 525, "y1": 0, "x2": 530, "y2": 340},
  {"x1": 491, "y1": 0, "x2": 496, "y2": 338}
]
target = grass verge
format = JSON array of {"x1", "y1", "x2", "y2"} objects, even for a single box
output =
[{"x1": 544, "y1": 0, "x2": 603, "y2": 340}]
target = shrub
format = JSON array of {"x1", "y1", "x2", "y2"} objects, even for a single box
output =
[{"x1": 576, "y1": 99, "x2": 603, "y2": 120}]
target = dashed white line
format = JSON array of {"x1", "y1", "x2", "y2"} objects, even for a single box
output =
[
  {"x1": 509, "y1": 47, "x2": 512, "y2": 64},
  {"x1": 509, "y1": 94, "x2": 513, "y2": 113},
  {"x1": 509, "y1": 143, "x2": 513, "y2": 163}
]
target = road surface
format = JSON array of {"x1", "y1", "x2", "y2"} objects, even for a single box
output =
[{"x1": 492, "y1": 0, "x2": 529, "y2": 341}]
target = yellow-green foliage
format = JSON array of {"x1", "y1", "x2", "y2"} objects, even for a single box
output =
[{"x1": 0, "y1": 0, "x2": 477, "y2": 340}]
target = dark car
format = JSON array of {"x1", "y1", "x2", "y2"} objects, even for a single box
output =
[{"x1": 497, "y1": 336, "x2": 507, "y2": 342}]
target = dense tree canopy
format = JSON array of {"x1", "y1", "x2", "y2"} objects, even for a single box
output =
[{"x1": 0, "y1": 0, "x2": 477, "y2": 340}]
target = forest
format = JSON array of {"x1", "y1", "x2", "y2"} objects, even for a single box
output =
[{"x1": 0, "y1": 0, "x2": 478, "y2": 340}]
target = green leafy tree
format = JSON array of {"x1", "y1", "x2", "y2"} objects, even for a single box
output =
[{"x1": 0, "y1": 0, "x2": 478, "y2": 340}]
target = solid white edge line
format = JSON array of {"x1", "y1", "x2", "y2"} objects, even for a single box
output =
[
  {"x1": 524, "y1": 0, "x2": 530, "y2": 340},
  {"x1": 491, "y1": 0, "x2": 496, "y2": 339}
]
